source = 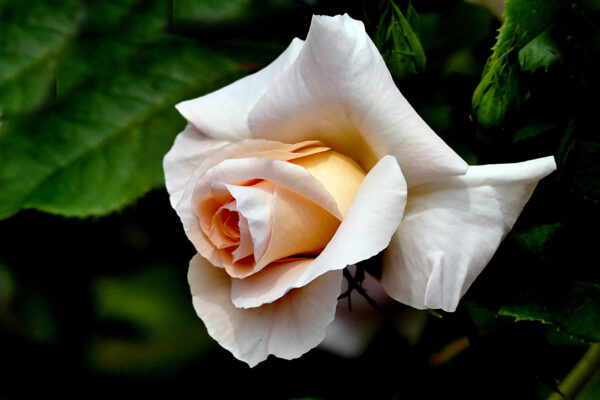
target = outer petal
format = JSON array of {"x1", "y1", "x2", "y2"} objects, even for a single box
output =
[
  {"x1": 248, "y1": 14, "x2": 468, "y2": 187},
  {"x1": 230, "y1": 155, "x2": 407, "y2": 308},
  {"x1": 163, "y1": 124, "x2": 229, "y2": 208},
  {"x1": 188, "y1": 254, "x2": 342, "y2": 367},
  {"x1": 231, "y1": 258, "x2": 312, "y2": 309},
  {"x1": 381, "y1": 156, "x2": 557, "y2": 312},
  {"x1": 176, "y1": 38, "x2": 304, "y2": 141}
]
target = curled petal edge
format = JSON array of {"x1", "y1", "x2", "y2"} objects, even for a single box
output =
[{"x1": 381, "y1": 156, "x2": 557, "y2": 312}]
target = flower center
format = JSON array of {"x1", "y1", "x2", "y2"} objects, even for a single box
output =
[
  {"x1": 194, "y1": 143, "x2": 368, "y2": 280},
  {"x1": 208, "y1": 203, "x2": 240, "y2": 250}
]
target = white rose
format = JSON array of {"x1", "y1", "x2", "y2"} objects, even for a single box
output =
[{"x1": 163, "y1": 14, "x2": 556, "y2": 366}]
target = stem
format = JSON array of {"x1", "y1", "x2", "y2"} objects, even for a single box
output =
[{"x1": 547, "y1": 343, "x2": 600, "y2": 400}]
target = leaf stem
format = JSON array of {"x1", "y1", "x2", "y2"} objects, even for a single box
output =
[{"x1": 547, "y1": 343, "x2": 600, "y2": 400}]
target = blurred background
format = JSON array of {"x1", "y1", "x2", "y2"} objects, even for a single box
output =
[{"x1": 0, "y1": 0, "x2": 599, "y2": 398}]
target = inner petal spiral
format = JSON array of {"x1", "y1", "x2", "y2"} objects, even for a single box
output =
[{"x1": 191, "y1": 141, "x2": 368, "y2": 282}]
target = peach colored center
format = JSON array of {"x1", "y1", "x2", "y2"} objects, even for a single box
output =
[{"x1": 198, "y1": 143, "x2": 367, "y2": 279}]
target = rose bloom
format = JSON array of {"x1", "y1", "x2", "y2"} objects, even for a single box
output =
[{"x1": 163, "y1": 14, "x2": 556, "y2": 366}]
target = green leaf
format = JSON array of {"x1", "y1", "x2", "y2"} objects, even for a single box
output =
[
  {"x1": 173, "y1": 0, "x2": 251, "y2": 26},
  {"x1": 471, "y1": 0, "x2": 571, "y2": 127},
  {"x1": 471, "y1": 54, "x2": 520, "y2": 128},
  {"x1": 519, "y1": 28, "x2": 562, "y2": 72},
  {"x1": 0, "y1": 39, "x2": 243, "y2": 220},
  {"x1": 56, "y1": 0, "x2": 169, "y2": 97},
  {"x1": 512, "y1": 121, "x2": 557, "y2": 143},
  {"x1": 79, "y1": 0, "x2": 141, "y2": 33},
  {"x1": 374, "y1": 0, "x2": 426, "y2": 79},
  {"x1": 0, "y1": 0, "x2": 82, "y2": 116},
  {"x1": 495, "y1": 0, "x2": 571, "y2": 54},
  {"x1": 499, "y1": 281, "x2": 600, "y2": 342},
  {"x1": 406, "y1": 1, "x2": 420, "y2": 37}
]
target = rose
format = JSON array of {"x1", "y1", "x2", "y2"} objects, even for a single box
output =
[
  {"x1": 167, "y1": 138, "x2": 408, "y2": 367},
  {"x1": 163, "y1": 14, "x2": 556, "y2": 366}
]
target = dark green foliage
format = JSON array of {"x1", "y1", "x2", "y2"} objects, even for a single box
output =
[
  {"x1": 373, "y1": 0, "x2": 426, "y2": 79},
  {"x1": 471, "y1": 0, "x2": 571, "y2": 128},
  {"x1": 472, "y1": 52, "x2": 521, "y2": 129},
  {"x1": 465, "y1": 0, "x2": 600, "y2": 349},
  {"x1": 500, "y1": 281, "x2": 600, "y2": 342},
  {"x1": 519, "y1": 28, "x2": 562, "y2": 72},
  {"x1": 0, "y1": 0, "x2": 82, "y2": 116},
  {"x1": 0, "y1": 0, "x2": 244, "y2": 219}
]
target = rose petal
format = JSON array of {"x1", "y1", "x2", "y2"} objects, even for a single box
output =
[
  {"x1": 292, "y1": 155, "x2": 407, "y2": 287},
  {"x1": 291, "y1": 150, "x2": 366, "y2": 217},
  {"x1": 163, "y1": 124, "x2": 229, "y2": 208},
  {"x1": 172, "y1": 139, "x2": 332, "y2": 236},
  {"x1": 188, "y1": 254, "x2": 342, "y2": 367},
  {"x1": 208, "y1": 202, "x2": 240, "y2": 249},
  {"x1": 193, "y1": 157, "x2": 343, "y2": 220},
  {"x1": 255, "y1": 184, "x2": 340, "y2": 269},
  {"x1": 185, "y1": 157, "x2": 342, "y2": 269},
  {"x1": 232, "y1": 213, "x2": 254, "y2": 261},
  {"x1": 230, "y1": 155, "x2": 407, "y2": 308},
  {"x1": 229, "y1": 181, "x2": 341, "y2": 307},
  {"x1": 194, "y1": 139, "x2": 330, "y2": 173},
  {"x1": 225, "y1": 181, "x2": 275, "y2": 264},
  {"x1": 381, "y1": 156, "x2": 557, "y2": 312},
  {"x1": 176, "y1": 39, "x2": 304, "y2": 141},
  {"x1": 248, "y1": 14, "x2": 467, "y2": 187},
  {"x1": 231, "y1": 257, "x2": 312, "y2": 308}
]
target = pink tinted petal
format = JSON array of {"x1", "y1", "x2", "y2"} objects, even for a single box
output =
[
  {"x1": 292, "y1": 155, "x2": 406, "y2": 288},
  {"x1": 240, "y1": 141, "x2": 330, "y2": 162},
  {"x1": 194, "y1": 139, "x2": 329, "y2": 178},
  {"x1": 225, "y1": 182, "x2": 275, "y2": 263},
  {"x1": 188, "y1": 254, "x2": 342, "y2": 367},
  {"x1": 176, "y1": 39, "x2": 304, "y2": 141},
  {"x1": 179, "y1": 151, "x2": 342, "y2": 270},
  {"x1": 232, "y1": 214, "x2": 254, "y2": 262},
  {"x1": 253, "y1": 184, "x2": 340, "y2": 271},
  {"x1": 228, "y1": 156, "x2": 405, "y2": 308},
  {"x1": 381, "y1": 156, "x2": 557, "y2": 312},
  {"x1": 231, "y1": 258, "x2": 313, "y2": 308},
  {"x1": 248, "y1": 14, "x2": 467, "y2": 187},
  {"x1": 175, "y1": 139, "x2": 329, "y2": 225},
  {"x1": 291, "y1": 150, "x2": 366, "y2": 217},
  {"x1": 192, "y1": 157, "x2": 342, "y2": 220},
  {"x1": 208, "y1": 205, "x2": 239, "y2": 249},
  {"x1": 163, "y1": 124, "x2": 229, "y2": 210}
]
